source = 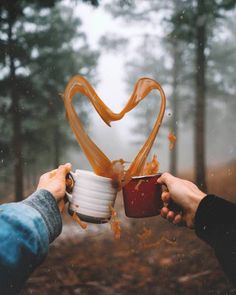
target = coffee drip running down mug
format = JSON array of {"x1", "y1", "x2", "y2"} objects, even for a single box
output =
[
  {"x1": 66, "y1": 170, "x2": 164, "y2": 223},
  {"x1": 66, "y1": 169, "x2": 118, "y2": 223}
]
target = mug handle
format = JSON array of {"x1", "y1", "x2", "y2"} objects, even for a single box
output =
[
  {"x1": 65, "y1": 191, "x2": 73, "y2": 203},
  {"x1": 65, "y1": 172, "x2": 75, "y2": 203}
]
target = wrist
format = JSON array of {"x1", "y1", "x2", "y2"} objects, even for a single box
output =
[
  {"x1": 37, "y1": 186, "x2": 62, "y2": 202},
  {"x1": 188, "y1": 191, "x2": 206, "y2": 226},
  {"x1": 23, "y1": 189, "x2": 62, "y2": 243},
  {"x1": 190, "y1": 191, "x2": 206, "y2": 211}
]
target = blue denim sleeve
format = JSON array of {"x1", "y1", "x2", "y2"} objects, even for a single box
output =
[{"x1": 0, "y1": 189, "x2": 62, "y2": 294}]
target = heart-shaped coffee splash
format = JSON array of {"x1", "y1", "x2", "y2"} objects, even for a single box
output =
[{"x1": 63, "y1": 76, "x2": 166, "y2": 188}]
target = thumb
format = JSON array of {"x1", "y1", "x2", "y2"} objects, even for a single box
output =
[
  {"x1": 55, "y1": 163, "x2": 72, "y2": 180},
  {"x1": 157, "y1": 172, "x2": 171, "y2": 185}
]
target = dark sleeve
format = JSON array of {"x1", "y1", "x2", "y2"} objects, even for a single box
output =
[{"x1": 195, "y1": 194, "x2": 236, "y2": 284}]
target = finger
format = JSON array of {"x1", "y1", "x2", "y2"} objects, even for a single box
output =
[
  {"x1": 161, "y1": 207, "x2": 169, "y2": 218},
  {"x1": 55, "y1": 163, "x2": 72, "y2": 180},
  {"x1": 161, "y1": 191, "x2": 171, "y2": 203},
  {"x1": 173, "y1": 214, "x2": 183, "y2": 225},
  {"x1": 167, "y1": 199, "x2": 183, "y2": 213},
  {"x1": 167, "y1": 211, "x2": 175, "y2": 222}
]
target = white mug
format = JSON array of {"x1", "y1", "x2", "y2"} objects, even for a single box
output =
[{"x1": 66, "y1": 169, "x2": 118, "y2": 223}]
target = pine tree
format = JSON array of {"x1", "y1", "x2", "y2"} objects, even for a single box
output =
[
  {"x1": 104, "y1": 1, "x2": 191, "y2": 173},
  {"x1": 0, "y1": 0, "x2": 99, "y2": 200},
  {"x1": 171, "y1": 0, "x2": 236, "y2": 190}
]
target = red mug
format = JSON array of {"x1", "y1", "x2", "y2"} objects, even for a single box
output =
[{"x1": 122, "y1": 173, "x2": 163, "y2": 218}]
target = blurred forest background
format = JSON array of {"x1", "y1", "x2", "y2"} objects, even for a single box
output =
[{"x1": 1, "y1": 0, "x2": 236, "y2": 294}]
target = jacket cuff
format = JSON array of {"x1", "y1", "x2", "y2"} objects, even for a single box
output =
[
  {"x1": 195, "y1": 194, "x2": 236, "y2": 247},
  {"x1": 23, "y1": 189, "x2": 62, "y2": 243}
]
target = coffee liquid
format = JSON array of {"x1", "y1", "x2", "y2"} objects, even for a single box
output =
[{"x1": 63, "y1": 76, "x2": 166, "y2": 188}]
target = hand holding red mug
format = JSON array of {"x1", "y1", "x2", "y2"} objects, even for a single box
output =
[{"x1": 157, "y1": 173, "x2": 206, "y2": 228}]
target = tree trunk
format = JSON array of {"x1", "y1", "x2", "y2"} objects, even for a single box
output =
[
  {"x1": 53, "y1": 125, "x2": 60, "y2": 168},
  {"x1": 12, "y1": 89, "x2": 23, "y2": 201},
  {"x1": 170, "y1": 41, "x2": 179, "y2": 176},
  {"x1": 31, "y1": 161, "x2": 37, "y2": 188},
  {"x1": 194, "y1": 0, "x2": 207, "y2": 191},
  {"x1": 26, "y1": 163, "x2": 31, "y2": 192},
  {"x1": 8, "y1": 7, "x2": 24, "y2": 201}
]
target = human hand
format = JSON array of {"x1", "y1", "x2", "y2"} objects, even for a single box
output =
[
  {"x1": 157, "y1": 173, "x2": 206, "y2": 228},
  {"x1": 37, "y1": 163, "x2": 72, "y2": 204}
]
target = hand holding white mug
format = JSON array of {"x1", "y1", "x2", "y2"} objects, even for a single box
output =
[
  {"x1": 157, "y1": 172, "x2": 206, "y2": 228},
  {"x1": 37, "y1": 163, "x2": 72, "y2": 202}
]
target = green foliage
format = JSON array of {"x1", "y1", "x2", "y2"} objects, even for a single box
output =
[
  {"x1": 102, "y1": 1, "x2": 193, "y2": 146},
  {"x1": 22, "y1": 5, "x2": 99, "y2": 166},
  {"x1": 170, "y1": 0, "x2": 236, "y2": 42},
  {"x1": 0, "y1": 1, "x2": 99, "y2": 197},
  {"x1": 104, "y1": 0, "x2": 235, "y2": 180},
  {"x1": 84, "y1": 0, "x2": 99, "y2": 6}
]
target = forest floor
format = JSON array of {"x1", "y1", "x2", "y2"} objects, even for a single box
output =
[
  {"x1": 18, "y1": 161, "x2": 236, "y2": 294},
  {"x1": 20, "y1": 216, "x2": 235, "y2": 295}
]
